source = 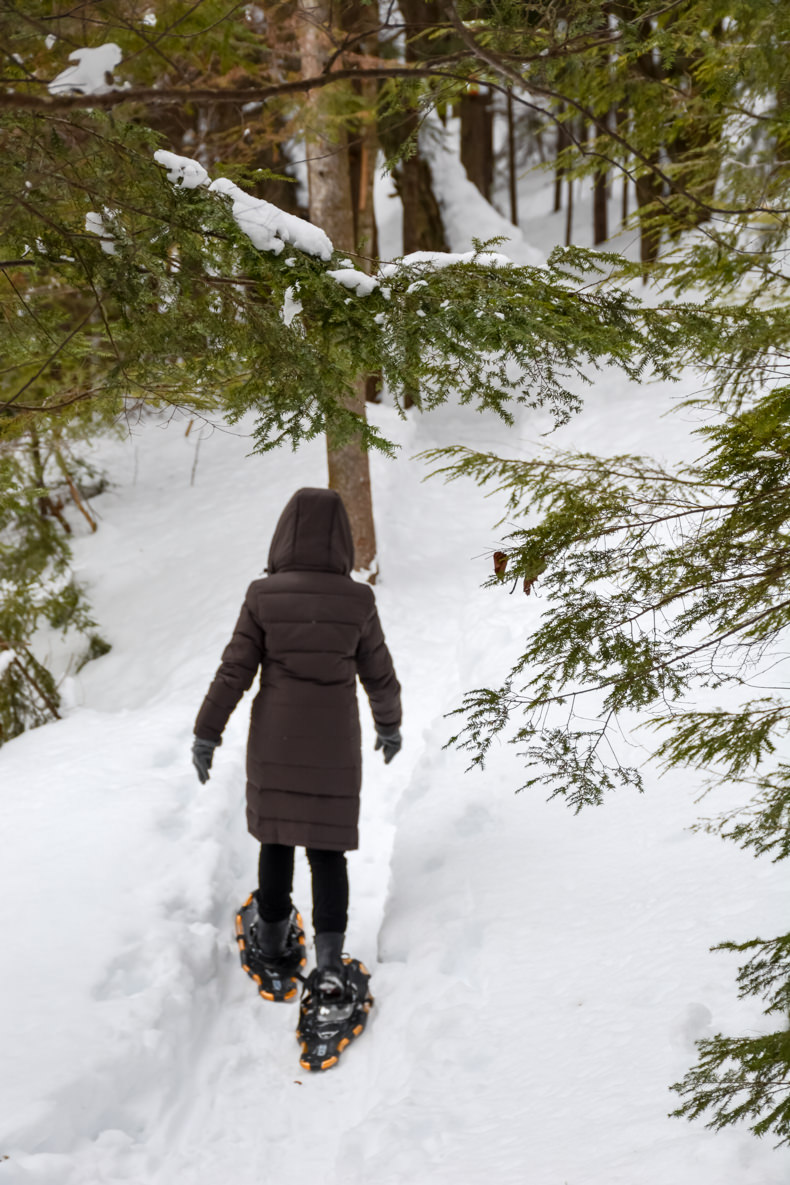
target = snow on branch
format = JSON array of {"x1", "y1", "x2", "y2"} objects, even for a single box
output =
[
  {"x1": 208, "y1": 178, "x2": 333, "y2": 260},
  {"x1": 327, "y1": 268, "x2": 380, "y2": 297},
  {"x1": 381, "y1": 249, "x2": 515, "y2": 275},
  {"x1": 154, "y1": 151, "x2": 333, "y2": 260},
  {"x1": 154, "y1": 150, "x2": 209, "y2": 190},
  {"x1": 154, "y1": 151, "x2": 520, "y2": 291},
  {"x1": 48, "y1": 44, "x2": 123, "y2": 96}
]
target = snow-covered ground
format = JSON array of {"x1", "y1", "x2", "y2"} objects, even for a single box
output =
[{"x1": 2, "y1": 144, "x2": 789, "y2": 1185}]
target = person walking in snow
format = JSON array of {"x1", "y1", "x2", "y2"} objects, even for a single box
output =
[{"x1": 191, "y1": 487, "x2": 401, "y2": 1070}]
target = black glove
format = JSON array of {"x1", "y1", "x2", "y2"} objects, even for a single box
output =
[
  {"x1": 192, "y1": 736, "x2": 220, "y2": 784},
  {"x1": 374, "y1": 723, "x2": 402, "y2": 765}
]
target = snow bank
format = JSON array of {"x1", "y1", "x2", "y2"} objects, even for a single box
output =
[{"x1": 421, "y1": 117, "x2": 545, "y2": 267}]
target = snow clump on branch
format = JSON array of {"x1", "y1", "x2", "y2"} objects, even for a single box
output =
[
  {"x1": 154, "y1": 152, "x2": 333, "y2": 260},
  {"x1": 208, "y1": 177, "x2": 333, "y2": 260},
  {"x1": 380, "y1": 249, "x2": 515, "y2": 275},
  {"x1": 84, "y1": 211, "x2": 116, "y2": 255},
  {"x1": 48, "y1": 44, "x2": 123, "y2": 95},
  {"x1": 327, "y1": 269, "x2": 380, "y2": 297},
  {"x1": 154, "y1": 150, "x2": 210, "y2": 190}
]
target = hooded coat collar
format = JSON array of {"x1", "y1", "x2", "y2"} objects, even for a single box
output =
[{"x1": 267, "y1": 488, "x2": 354, "y2": 575}]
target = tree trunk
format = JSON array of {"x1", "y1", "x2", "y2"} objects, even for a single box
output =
[
  {"x1": 615, "y1": 105, "x2": 629, "y2": 226},
  {"x1": 506, "y1": 90, "x2": 518, "y2": 225},
  {"x1": 635, "y1": 158, "x2": 663, "y2": 272},
  {"x1": 593, "y1": 171, "x2": 608, "y2": 244},
  {"x1": 459, "y1": 88, "x2": 494, "y2": 200},
  {"x1": 344, "y1": 0, "x2": 378, "y2": 261},
  {"x1": 397, "y1": 115, "x2": 449, "y2": 255},
  {"x1": 554, "y1": 106, "x2": 569, "y2": 213},
  {"x1": 593, "y1": 123, "x2": 608, "y2": 245},
  {"x1": 342, "y1": 2, "x2": 381, "y2": 405},
  {"x1": 298, "y1": 1, "x2": 377, "y2": 575},
  {"x1": 380, "y1": 0, "x2": 450, "y2": 411},
  {"x1": 565, "y1": 174, "x2": 573, "y2": 245}
]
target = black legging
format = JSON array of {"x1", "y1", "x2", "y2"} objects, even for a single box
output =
[{"x1": 257, "y1": 843, "x2": 349, "y2": 934}]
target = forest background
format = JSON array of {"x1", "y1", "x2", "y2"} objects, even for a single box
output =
[{"x1": 2, "y1": 0, "x2": 790, "y2": 1146}]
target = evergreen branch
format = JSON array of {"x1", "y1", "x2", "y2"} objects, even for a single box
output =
[
  {"x1": 718, "y1": 933, "x2": 790, "y2": 1015},
  {"x1": 1, "y1": 305, "x2": 98, "y2": 410},
  {"x1": 671, "y1": 1029, "x2": 790, "y2": 1144},
  {"x1": 0, "y1": 65, "x2": 472, "y2": 111},
  {"x1": 440, "y1": 1, "x2": 790, "y2": 219},
  {"x1": 663, "y1": 597, "x2": 790, "y2": 665}
]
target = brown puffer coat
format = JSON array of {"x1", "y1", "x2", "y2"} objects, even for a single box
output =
[{"x1": 194, "y1": 488, "x2": 401, "y2": 851}]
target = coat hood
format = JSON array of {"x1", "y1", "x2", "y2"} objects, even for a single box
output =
[{"x1": 267, "y1": 488, "x2": 354, "y2": 575}]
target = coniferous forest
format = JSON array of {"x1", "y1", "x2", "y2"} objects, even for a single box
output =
[{"x1": 2, "y1": 3, "x2": 790, "y2": 1177}]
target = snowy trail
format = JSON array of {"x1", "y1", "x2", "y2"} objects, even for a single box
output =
[
  {"x1": 96, "y1": 408, "x2": 517, "y2": 1185},
  {"x1": 4, "y1": 390, "x2": 789, "y2": 1185}
]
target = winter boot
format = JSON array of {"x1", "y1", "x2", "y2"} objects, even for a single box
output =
[
  {"x1": 253, "y1": 913, "x2": 291, "y2": 960},
  {"x1": 235, "y1": 893, "x2": 306, "y2": 1002},
  {"x1": 315, "y1": 930, "x2": 345, "y2": 977},
  {"x1": 297, "y1": 936, "x2": 374, "y2": 1072}
]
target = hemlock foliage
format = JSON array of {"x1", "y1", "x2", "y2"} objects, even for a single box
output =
[
  {"x1": 0, "y1": 436, "x2": 108, "y2": 742},
  {"x1": 414, "y1": 1, "x2": 790, "y2": 1147},
  {"x1": 425, "y1": 354, "x2": 790, "y2": 1143}
]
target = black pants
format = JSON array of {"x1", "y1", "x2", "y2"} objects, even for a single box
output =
[{"x1": 257, "y1": 843, "x2": 348, "y2": 934}]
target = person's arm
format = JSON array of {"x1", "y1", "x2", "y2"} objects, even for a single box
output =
[
  {"x1": 192, "y1": 588, "x2": 265, "y2": 779},
  {"x1": 356, "y1": 593, "x2": 401, "y2": 758}
]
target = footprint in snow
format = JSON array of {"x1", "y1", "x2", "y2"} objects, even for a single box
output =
[
  {"x1": 93, "y1": 948, "x2": 150, "y2": 1000},
  {"x1": 670, "y1": 1001, "x2": 713, "y2": 1049},
  {"x1": 454, "y1": 803, "x2": 493, "y2": 837}
]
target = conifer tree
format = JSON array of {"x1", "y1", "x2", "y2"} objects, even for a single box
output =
[{"x1": 1, "y1": 0, "x2": 712, "y2": 737}]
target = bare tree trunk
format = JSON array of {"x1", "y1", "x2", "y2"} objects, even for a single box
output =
[
  {"x1": 459, "y1": 87, "x2": 494, "y2": 200},
  {"x1": 298, "y1": 1, "x2": 377, "y2": 575},
  {"x1": 379, "y1": 107, "x2": 448, "y2": 256},
  {"x1": 342, "y1": 1, "x2": 381, "y2": 405},
  {"x1": 554, "y1": 106, "x2": 569, "y2": 213},
  {"x1": 565, "y1": 117, "x2": 579, "y2": 246},
  {"x1": 379, "y1": 0, "x2": 449, "y2": 412},
  {"x1": 593, "y1": 170, "x2": 608, "y2": 244},
  {"x1": 506, "y1": 90, "x2": 518, "y2": 225},
  {"x1": 344, "y1": 0, "x2": 378, "y2": 261},
  {"x1": 593, "y1": 171, "x2": 608, "y2": 244},
  {"x1": 635, "y1": 157, "x2": 663, "y2": 273},
  {"x1": 616, "y1": 105, "x2": 629, "y2": 226}
]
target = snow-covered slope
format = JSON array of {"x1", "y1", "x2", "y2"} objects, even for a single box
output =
[{"x1": 2, "y1": 160, "x2": 789, "y2": 1185}]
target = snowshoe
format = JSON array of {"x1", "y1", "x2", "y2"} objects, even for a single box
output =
[
  {"x1": 235, "y1": 893, "x2": 306, "y2": 1002},
  {"x1": 296, "y1": 957, "x2": 374, "y2": 1071}
]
